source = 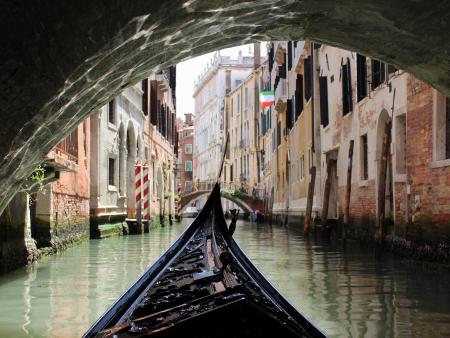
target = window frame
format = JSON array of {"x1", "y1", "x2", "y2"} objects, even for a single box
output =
[{"x1": 185, "y1": 160, "x2": 193, "y2": 172}]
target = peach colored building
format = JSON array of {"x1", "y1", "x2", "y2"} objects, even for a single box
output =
[{"x1": 31, "y1": 119, "x2": 90, "y2": 248}]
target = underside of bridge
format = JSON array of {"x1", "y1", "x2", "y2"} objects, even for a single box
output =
[{"x1": 0, "y1": 0, "x2": 449, "y2": 214}]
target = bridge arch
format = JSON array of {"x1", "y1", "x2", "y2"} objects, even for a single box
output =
[
  {"x1": 178, "y1": 190, "x2": 260, "y2": 215},
  {"x1": 0, "y1": 1, "x2": 449, "y2": 213}
]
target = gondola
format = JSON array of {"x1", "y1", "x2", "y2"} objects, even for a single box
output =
[
  {"x1": 84, "y1": 183, "x2": 325, "y2": 338},
  {"x1": 84, "y1": 132, "x2": 325, "y2": 338}
]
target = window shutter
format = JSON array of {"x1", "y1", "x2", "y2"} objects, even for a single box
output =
[
  {"x1": 319, "y1": 76, "x2": 329, "y2": 127},
  {"x1": 296, "y1": 74, "x2": 303, "y2": 118},
  {"x1": 304, "y1": 57, "x2": 312, "y2": 101},
  {"x1": 286, "y1": 99, "x2": 292, "y2": 130},
  {"x1": 142, "y1": 79, "x2": 148, "y2": 115},
  {"x1": 287, "y1": 42, "x2": 293, "y2": 71},
  {"x1": 150, "y1": 81, "x2": 158, "y2": 125},
  {"x1": 346, "y1": 57, "x2": 353, "y2": 112},
  {"x1": 342, "y1": 58, "x2": 353, "y2": 115},
  {"x1": 357, "y1": 54, "x2": 367, "y2": 102}
]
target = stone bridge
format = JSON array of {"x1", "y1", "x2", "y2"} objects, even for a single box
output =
[
  {"x1": 178, "y1": 183, "x2": 264, "y2": 216},
  {"x1": 0, "y1": 1, "x2": 449, "y2": 214}
]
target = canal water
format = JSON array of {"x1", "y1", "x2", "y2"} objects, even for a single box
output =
[{"x1": 1, "y1": 220, "x2": 450, "y2": 337}]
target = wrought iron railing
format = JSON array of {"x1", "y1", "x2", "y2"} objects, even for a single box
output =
[{"x1": 55, "y1": 129, "x2": 78, "y2": 163}]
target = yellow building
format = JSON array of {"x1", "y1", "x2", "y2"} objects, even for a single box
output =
[{"x1": 269, "y1": 41, "x2": 320, "y2": 220}]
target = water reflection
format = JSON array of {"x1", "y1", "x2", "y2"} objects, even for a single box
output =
[
  {"x1": 0, "y1": 222, "x2": 187, "y2": 338},
  {"x1": 234, "y1": 221, "x2": 450, "y2": 337},
  {"x1": 0, "y1": 219, "x2": 449, "y2": 337}
]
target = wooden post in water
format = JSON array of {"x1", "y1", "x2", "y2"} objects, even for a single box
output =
[
  {"x1": 304, "y1": 166, "x2": 316, "y2": 235},
  {"x1": 321, "y1": 158, "x2": 336, "y2": 228},
  {"x1": 343, "y1": 140, "x2": 354, "y2": 239},
  {"x1": 376, "y1": 120, "x2": 392, "y2": 242}
]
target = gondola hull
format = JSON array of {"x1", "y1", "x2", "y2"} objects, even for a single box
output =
[{"x1": 84, "y1": 184, "x2": 325, "y2": 338}]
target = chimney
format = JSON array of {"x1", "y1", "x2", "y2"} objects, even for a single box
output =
[
  {"x1": 238, "y1": 50, "x2": 243, "y2": 63},
  {"x1": 253, "y1": 42, "x2": 261, "y2": 68}
]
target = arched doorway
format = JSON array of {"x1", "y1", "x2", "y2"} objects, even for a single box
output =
[
  {"x1": 118, "y1": 123, "x2": 126, "y2": 198},
  {"x1": 376, "y1": 109, "x2": 393, "y2": 236},
  {"x1": 126, "y1": 123, "x2": 137, "y2": 218}
]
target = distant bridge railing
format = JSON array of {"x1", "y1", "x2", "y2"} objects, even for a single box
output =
[{"x1": 187, "y1": 180, "x2": 265, "y2": 200}]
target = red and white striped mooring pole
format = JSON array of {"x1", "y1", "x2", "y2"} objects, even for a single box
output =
[
  {"x1": 142, "y1": 163, "x2": 150, "y2": 221},
  {"x1": 135, "y1": 161, "x2": 142, "y2": 223}
]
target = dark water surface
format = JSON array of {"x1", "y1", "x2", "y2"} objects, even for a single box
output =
[{"x1": 1, "y1": 220, "x2": 450, "y2": 337}]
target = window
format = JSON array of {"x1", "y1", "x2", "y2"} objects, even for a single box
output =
[
  {"x1": 108, "y1": 100, "x2": 115, "y2": 124},
  {"x1": 300, "y1": 155, "x2": 305, "y2": 180},
  {"x1": 342, "y1": 58, "x2": 353, "y2": 115},
  {"x1": 387, "y1": 64, "x2": 397, "y2": 76},
  {"x1": 279, "y1": 58, "x2": 287, "y2": 79},
  {"x1": 185, "y1": 144, "x2": 192, "y2": 154},
  {"x1": 371, "y1": 59, "x2": 386, "y2": 90},
  {"x1": 237, "y1": 93, "x2": 241, "y2": 113},
  {"x1": 361, "y1": 134, "x2": 368, "y2": 180},
  {"x1": 142, "y1": 79, "x2": 148, "y2": 115},
  {"x1": 295, "y1": 74, "x2": 304, "y2": 119},
  {"x1": 308, "y1": 148, "x2": 313, "y2": 170},
  {"x1": 319, "y1": 76, "x2": 329, "y2": 126},
  {"x1": 395, "y1": 115, "x2": 406, "y2": 174},
  {"x1": 287, "y1": 41, "x2": 293, "y2": 70},
  {"x1": 108, "y1": 158, "x2": 116, "y2": 186},
  {"x1": 185, "y1": 160, "x2": 192, "y2": 172},
  {"x1": 357, "y1": 54, "x2": 367, "y2": 102},
  {"x1": 276, "y1": 120, "x2": 281, "y2": 147},
  {"x1": 244, "y1": 88, "x2": 248, "y2": 110},
  {"x1": 185, "y1": 181, "x2": 193, "y2": 192},
  {"x1": 434, "y1": 93, "x2": 450, "y2": 161},
  {"x1": 286, "y1": 99, "x2": 293, "y2": 130},
  {"x1": 304, "y1": 57, "x2": 312, "y2": 101},
  {"x1": 235, "y1": 79, "x2": 242, "y2": 87}
]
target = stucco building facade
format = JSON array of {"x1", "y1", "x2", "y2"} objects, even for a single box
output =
[
  {"x1": 259, "y1": 40, "x2": 450, "y2": 249},
  {"x1": 90, "y1": 68, "x2": 177, "y2": 237},
  {"x1": 193, "y1": 51, "x2": 257, "y2": 185}
]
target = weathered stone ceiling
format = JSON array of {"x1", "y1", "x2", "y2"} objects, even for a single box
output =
[{"x1": 0, "y1": 0, "x2": 449, "y2": 213}]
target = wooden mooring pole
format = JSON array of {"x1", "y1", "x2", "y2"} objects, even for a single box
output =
[
  {"x1": 343, "y1": 140, "x2": 354, "y2": 239},
  {"x1": 304, "y1": 166, "x2": 316, "y2": 236},
  {"x1": 375, "y1": 120, "x2": 392, "y2": 243},
  {"x1": 321, "y1": 158, "x2": 336, "y2": 228}
]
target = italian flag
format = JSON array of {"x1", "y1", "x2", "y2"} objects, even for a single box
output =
[{"x1": 260, "y1": 91, "x2": 275, "y2": 108}]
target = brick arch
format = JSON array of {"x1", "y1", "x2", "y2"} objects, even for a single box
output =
[{"x1": 0, "y1": 1, "x2": 449, "y2": 213}]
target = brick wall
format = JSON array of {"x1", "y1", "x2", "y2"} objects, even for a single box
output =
[
  {"x1": 404, "y1": 78, "x2": 450, "y2": 243},
  {"x1": 338, "y1": 180, "x2": 377, "y2": 238},
  {"x1": 52, "y1": 192, "x2": 89, "y2": 243}
]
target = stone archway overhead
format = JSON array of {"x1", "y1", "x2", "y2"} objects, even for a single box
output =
[{"x1": 0, "y1": 1, "x2": 449, "y2": 214}]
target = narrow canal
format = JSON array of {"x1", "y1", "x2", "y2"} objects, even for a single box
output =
[{"x1": 1, "y1": 219, "x2": 450, "y2": 337}]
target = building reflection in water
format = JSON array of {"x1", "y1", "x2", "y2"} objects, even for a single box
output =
[
  {"x1": 233, "y1": 221, "x2": 450, "y2": 338},
  {"x1": 0, "y1": 219, "x2": 450, "y2": 337}
]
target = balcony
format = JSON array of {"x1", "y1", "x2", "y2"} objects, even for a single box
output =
[
  {"x1": 156, "y1": 73, "x2": 169, "y2": 92},
  {"x1": 275, "y1": 78, "x2": 287, "y2": 112}
]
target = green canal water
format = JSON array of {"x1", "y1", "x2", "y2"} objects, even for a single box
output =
[{"x1": 1, "y1": 219, "x2": 450, "y2": 337}]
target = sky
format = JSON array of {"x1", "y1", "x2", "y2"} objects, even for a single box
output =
[{"x1": 176, "y1": 43, "x2": 266, "y2": 119}]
